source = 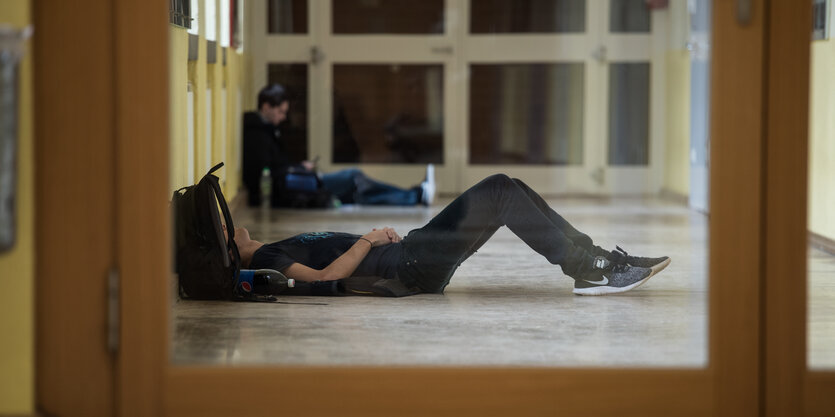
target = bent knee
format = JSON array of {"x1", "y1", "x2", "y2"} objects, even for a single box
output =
[
  {"x1": 483, "y1": 173, "x2": 513, "y2": 187},
  {"x1": 345, "y1": 168, "x2": 364, "y2": 178}
]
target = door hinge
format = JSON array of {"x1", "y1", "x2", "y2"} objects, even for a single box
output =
[
  {"x1": 108, "y1": 268, "x2": 120, "y2": 354},
  {"x1": 591, "y1": 167, "x2": 605, "y2": 186}
]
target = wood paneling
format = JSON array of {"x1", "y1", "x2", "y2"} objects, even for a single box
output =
[
  {"x1": 34, "y1": 0, "x2": 830, "y2": 416},
  {"x1": 708, "y1": 1, "x2": 765, "y2": 416},
  {"x1": 763, "y1": 1, "x2": 811, "y2": 417},
  {"x1": 805, "y1": 372, "x2": 835, "y2": 417},
  {"x1": 114, "y1": 1, "x2": 169, "y2": 416},
  {"x1": 34, "y1": 0, "x2": 116, "y2": 416},
  {"x1": 166, "y1": 368, "x2": 711, "y2": 417}
]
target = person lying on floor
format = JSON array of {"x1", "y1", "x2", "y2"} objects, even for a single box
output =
[{"x1": 230, "y1": 174, "x2": 671, "y2": 296}]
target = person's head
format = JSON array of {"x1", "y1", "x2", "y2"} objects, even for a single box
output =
[
  {"x1": 257, "y1": 84, "x2": 290, "y2": 126},
  {"x1": 221, "y1": 224, "x2": 253, "y2": 246},
  {"x1": 221, "y1": 225, "x2": 259, "y2": 268}
]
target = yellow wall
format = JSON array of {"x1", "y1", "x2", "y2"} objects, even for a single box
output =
[
  {"x1": 170, "y1": 0, "x2": 249, "y2": 201},
  {"x1": 663, "y1": 49, "x2": 691, "y2": 197},
  {"x1": 809, "y1": 14, "x2": 835, "y2": 241},
  {"x1": 170, "y1": 26, "x2": 190, "y2": 189},
  {"x1": 661, "y1": 1, "x2": 691, "y2": 198},
  {"x1": 0, "y1": 0, "x2": 34, "y2": 414}
]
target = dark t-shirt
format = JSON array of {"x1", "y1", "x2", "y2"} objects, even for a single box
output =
[{"x1": 249, "y1": 232, "x2": 402, "y2": 279}]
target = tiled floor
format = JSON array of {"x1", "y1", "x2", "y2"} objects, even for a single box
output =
[
  {"x1": 170, "y1": 197, "x2": 834, "y2": 368},
  {"x1": 809, "y1": 246, "x2": 835, "y2": 369}
]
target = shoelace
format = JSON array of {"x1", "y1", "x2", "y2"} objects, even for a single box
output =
[{"x1": 608, "y1": 246, "x2": 631, "y2": 267}]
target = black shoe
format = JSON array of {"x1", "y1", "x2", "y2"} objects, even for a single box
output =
[
  {"x1": 573, "y1": 256, "x2": 653, "y2": 296},
  {"x1": 608, "y1": 246, "x2": 671, "y2": 277}
]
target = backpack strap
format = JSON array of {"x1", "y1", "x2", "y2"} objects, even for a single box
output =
[
  {"x1": 205, "y1": 171, "x2": 242, "y2": 289},
  {"x1": 208, "y1": 162, "x2": 225, "y2": 176}
]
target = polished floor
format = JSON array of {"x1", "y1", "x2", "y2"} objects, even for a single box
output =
[
  {"x1": 809, "y1": 245, "x2": 835, "y2": 369},
  {"x1": 171, "y1": 197, "x2": 834, "y2": 368}
]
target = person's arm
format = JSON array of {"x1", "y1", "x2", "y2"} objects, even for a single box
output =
[{"x1": 283, "y1": 227, "x2": 402, "y2": 282}]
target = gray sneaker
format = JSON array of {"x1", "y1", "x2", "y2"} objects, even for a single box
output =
[
  {"x1": 573, "y1": 256, "x2": 653, "y2": 296},
  {"x1": 608, "y1": 246, "x2": 671, "y2": 277}
]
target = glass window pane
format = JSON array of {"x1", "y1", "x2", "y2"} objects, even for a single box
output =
[
  {"x1": 268, "y1": 0, "x2": 307, "y2": 34},
  {"x1": 332, "y1": 0, "x2": 444, "y2": 34},
  {"x1": 808, "y1": 245, "x2": 835, "y2": 369},
  {"x1": 188, "y1": 0, "x2": 199, "y2": 35},
  {"x1": 608, "y1": 62, "x2": 649, "y2": 165},
  {"x1": 470, "y1": 63, "x2": 585, "y2": 165},
  {"x1": 332, "y1": 64, "x2": 444, "y2": 163},
  {"x1": 470, "y1": 0, "x2": 586, "y2": 34},
  {"x1": 205, "y1": 0, "x2": 217, "y2": 41},
  {"x1": 609, "y1": 0, "x2": 650, "y2": 33},
  {"x1": 220, "y1": 0, "x2": 230, "y2": 47},
  {"x1": 267, "y1": 63, "x2": 308, "y2": 163},
  {"x1": 809, "y1": 19, "x2": 835, "y2": 367}
]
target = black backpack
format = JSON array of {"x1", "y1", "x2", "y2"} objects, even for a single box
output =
[{"x1": 172, "y1": 162, "x2": 243, "y2": 300}]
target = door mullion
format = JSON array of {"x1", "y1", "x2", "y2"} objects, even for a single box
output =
[{"x1": 310, "y1": 0, "x2": 330, "y2": 168}]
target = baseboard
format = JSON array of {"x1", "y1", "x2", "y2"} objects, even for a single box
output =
[
  {"x1": 809, "y1": 231, "x2": 835, "y2": 255},
  {"x1": 659, "y1": 188, "x2": 689, "y2": 206}
]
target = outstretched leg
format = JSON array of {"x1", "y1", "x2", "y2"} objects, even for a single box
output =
[
  {"x1": 398, "y1": 174, "x2": 597, "y2": 292},
  {"x1": 321, "y1": 169, "x2": 420, "y2": 205}
]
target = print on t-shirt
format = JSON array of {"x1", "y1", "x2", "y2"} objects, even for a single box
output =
[{"x1": 296, "y1": 232, "x2": 334, "y2": 243}]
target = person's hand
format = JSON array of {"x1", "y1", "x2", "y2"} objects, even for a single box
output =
[
  {"x1": 362, "y1": 227, "x2": 401, "y2": 247},
  {"x1": 301, "y1": 160, "x2": 315, "y2": 171}
]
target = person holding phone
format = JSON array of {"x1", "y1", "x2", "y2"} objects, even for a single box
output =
[{"x1": 243, "y1": 84, "x2": 436, "y2": 207}]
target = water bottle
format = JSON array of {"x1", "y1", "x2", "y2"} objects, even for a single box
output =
[
  {"x1": 238, "y1": 269, "x2": 295, "y2": 295},
  {"x1": 259, "y1": 167, "x2": 271, "y2": 204}
]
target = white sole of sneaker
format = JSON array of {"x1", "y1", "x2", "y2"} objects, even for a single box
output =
[
  {"x1": 648, "y1": 257, "x2": 672, "y2": 278},
  {"x1": 572, "y1": 272, "x2": 655, "y2": 296}
]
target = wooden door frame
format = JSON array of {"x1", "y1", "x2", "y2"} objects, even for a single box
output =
[
  {"x1": 34, "y1": 0, "x2": 168, "y2": 416},
  {"x1": 763, "y1": 3, "x2": 835, "y2": 417},
  {"x1": 34, "y1": 0, "x2": 834, "y2": 416},
  {"x1": 34, "y1": 0, "x2": 118, "y2": 415}
]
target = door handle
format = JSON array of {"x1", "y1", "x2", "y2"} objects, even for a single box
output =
[
  {"x1": 310, "y1": 46, "x2": 324, "y2": 65},
  {"x1": 590, "y1": 167, "x2": 605, "y2": 186},
  {"x1": 591, "y1": 45, "x2": 607, "y2": 64},
  {"x1": 430, "y1": 46, "x2": 453, "y2": 54}
]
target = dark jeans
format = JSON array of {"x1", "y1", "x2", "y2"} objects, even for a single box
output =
[
  {"x1": 321, "y1": 168, "x2": 420, "y2": 205},
  {"x1": 397, "y1": 174, "x2": 607, "y2": 293},
  {"x1": 245, "y1": 168, "x2": 420, "y2": 207}
]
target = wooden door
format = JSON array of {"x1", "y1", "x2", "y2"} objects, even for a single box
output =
[{"x1": 34, "y1": 1, "x2": 834, "y2": 416}]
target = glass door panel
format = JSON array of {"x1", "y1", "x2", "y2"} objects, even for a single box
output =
[
  {"x1": 267, "y1": 63, "x2": 309, "y2": 163},
  {"x1": 460, "y1": 0, "x2": 597, "y2": 193},
  {"x1": 598, "y1": 0, "x2": 662, "y2": 194},
  {"x1": 608, "y1": 62, "x2": 649, "y2": 165},
  {"x1": 808, "y1": 0, "x2": 835, "y2": 370},
  {"x1": 609, "y1": 0, "x2": 651, "y2": 33},
  {"x1": 469, "y1": 63, "x2": 585, "y2": 165},
  {"x1": 332, "y1": 64, "x2": 443, "y2": 163},
  {"x1": 808, "y1": 246, "x2": 835, "y2": 369},
  {"x1": 469, "y1": 0, "x2": 586, "y2": 33},
  {"x1": 332, "y1": 0, "x2": 445, "y2": 34},
  {"x1": 267, "y1": 0, "x2": 308, "y2": 34}
]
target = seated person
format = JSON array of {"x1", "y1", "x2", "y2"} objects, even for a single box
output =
[
  {"x1": 231, "y1": 174, "x2": 671, "y2": 296},
  {"x1": 243, "y1": 84, "x2": 435, "y2": 207}
]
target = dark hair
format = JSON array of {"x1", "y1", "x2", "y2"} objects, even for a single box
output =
[{"x1": 257, "y1": 84, "x2": 289, "y2": 109}]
